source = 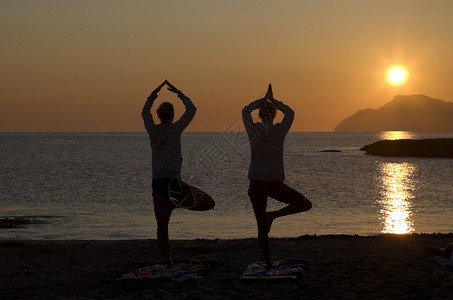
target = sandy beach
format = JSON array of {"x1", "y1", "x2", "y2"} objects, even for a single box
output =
[{"x1": 1, "y1": 234, "x2": 452, "y2": 299}]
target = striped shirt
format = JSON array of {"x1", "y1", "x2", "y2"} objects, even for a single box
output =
[
  {"x1": 242, "y1": 99, "x2": 294, "y2": 181},
  {"x1": 142, "y1": 92, "x2": 196, "y2": 179}
]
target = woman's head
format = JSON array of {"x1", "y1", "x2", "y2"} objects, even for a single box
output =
[
  {"x1": 157, "y1": 102, "x2": 174, "y2": 124},
  {"x1": 258, "y1": 101, "x2": 276, "y2": 121}
]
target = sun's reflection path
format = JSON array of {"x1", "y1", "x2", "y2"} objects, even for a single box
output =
[
  {"x1": 379, "y1": 131, "x2": 415, "y2": 140},
  {"x1": 379, "y1": 162, "x2": 416, "y2": 234}
]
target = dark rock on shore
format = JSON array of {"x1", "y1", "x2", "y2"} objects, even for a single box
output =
[
  {"x1": 360, "y1": 138, "x2": 453, "y2": 158},
  {"x1": 0, "y1": 216, "x2": 53, "y2": 229},
  {"x1": 0, "y1": 217, "x2": 33, "y2": 229}
]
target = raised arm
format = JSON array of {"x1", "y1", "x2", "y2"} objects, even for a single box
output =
[
  {"x1": 242, "y1": 97, "x2": 266, "y2": 132},
  {"x1": 142, "y1": 81, "x2": 166, "y2": 132},
  {"x1": 269, "y1": 96, "x2": 294, "y2": 132},
  {"x1": 265, "y1": 83, "x2": 294, "y2": 131},
  {"x1": 166, "y1": 81, "x2": 197, "y2": 133}
]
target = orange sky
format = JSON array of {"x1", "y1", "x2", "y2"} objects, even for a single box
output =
[{"x1": 1, "y1": 1, "x2": 453, "y2": 132}]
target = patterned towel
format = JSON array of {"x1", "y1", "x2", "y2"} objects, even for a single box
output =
[
  {"x1": 118, "y1": 260, "x2": 210, "y2": 282},
  {"x1": 240, "y1": 259, "x2": 309, "y2": 281}
]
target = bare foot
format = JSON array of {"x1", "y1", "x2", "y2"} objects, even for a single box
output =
[{"x1": 165, "y1": 259, "x2": 174, "y2": 269}]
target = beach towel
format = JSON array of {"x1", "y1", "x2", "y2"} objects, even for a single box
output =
[
  {"x1": 434, "y1": 252, "x2": 453, "y2": 266},
  {"x1": 239, "y1": 259, "x2": 309, "y2": 281},
  {"x1": 118, "y1": 260, "x2": 210, "y2": 282}
]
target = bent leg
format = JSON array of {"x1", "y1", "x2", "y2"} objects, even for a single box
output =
[
  {"x1": 153, "y1": 196, "x2": 176, "y2": 269},
  {"x1": 267, "y1": 183, "x2": 312, "y2": 225},
  {"x1": 181, "y1": 185, "x2": 215, "y2": 211}
]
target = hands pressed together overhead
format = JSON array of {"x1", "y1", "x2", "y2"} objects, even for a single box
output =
[
  {"x1": 149, "y1": 80, "x2": 284, "y2": 112},
  {"x1": 148, "y1": 80, "x2": 183, "y2": 99},
  {"x1": 258, "y1": 83, "x2": 284, "y2": 111}
]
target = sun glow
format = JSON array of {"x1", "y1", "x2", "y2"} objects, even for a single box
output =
[{"x1": 387, "y1": 66, "x2": 407, "y2": 85}]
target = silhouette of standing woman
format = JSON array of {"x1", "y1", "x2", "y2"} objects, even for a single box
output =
[
  {"x1": 242, "y1": 84, "x2": 312, "y2": 269},
  {"x1": 142, "y1": 80, "x2": 215, "y2": 269}
]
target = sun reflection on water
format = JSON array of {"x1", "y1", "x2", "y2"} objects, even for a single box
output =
[
  {"x1": 379, "y1": 131, "x2": 415, "y2": 140},
  {"x1": 379, "y1": 162, "x2": 416, "y2": 234}
]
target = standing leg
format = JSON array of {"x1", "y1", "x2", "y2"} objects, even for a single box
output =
[
  {"x1": 255, "y1": 209, "x2": 272, "y2": 270},
  {"x1": 153, "y1": 196, "x2": 176, "y2": 269},
  {"x1": 248, "y1": 181, "x2": 273, "y2": 269},
  {"x1": 446, "y1": 243, "x2": 453, "y2": 258}
]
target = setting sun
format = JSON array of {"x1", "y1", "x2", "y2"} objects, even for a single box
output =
[{"x1": 387, "y1": 66, "x2": 407, "y2": 85}]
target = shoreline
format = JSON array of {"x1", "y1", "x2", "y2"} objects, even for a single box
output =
[
  {"x1": 1, "y1": 232, "x2": 452, "y2": 241},
  {"x1": 1, "y1": 234, "x2": 452, "y2": 299}
]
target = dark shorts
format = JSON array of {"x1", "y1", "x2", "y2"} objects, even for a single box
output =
[
  {"x1": 152, "y1": 176, "x2": 188, "y2": 202},
  {"x1": 248, "y1": 180, "x2": 308, "y2": 212}
]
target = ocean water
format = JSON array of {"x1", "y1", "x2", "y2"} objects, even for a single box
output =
[{"x1": 1, "y1": 131, "x2": 452, "y2": 240}]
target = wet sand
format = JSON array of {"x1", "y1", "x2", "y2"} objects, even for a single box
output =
[{"x1": 1, "y1": 234, "x2": 452, "y2": 299}]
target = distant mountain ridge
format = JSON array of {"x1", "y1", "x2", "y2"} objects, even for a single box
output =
[{"x1": 334, "y1": 94, "x2": 453, "y2": 132}]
